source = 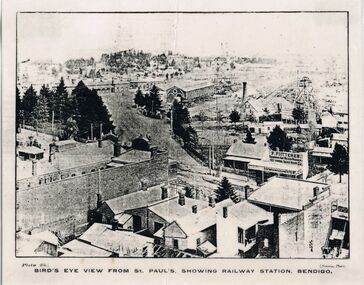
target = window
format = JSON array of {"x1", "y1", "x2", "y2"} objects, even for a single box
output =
[
  {"x1": 295, "y1": 231, "x2": 298, "y2": 242},
  {"x1": 238, "y1": 227, "x2": 244, "y2": 244},
  {"x1": 263, "y1": 238, "x2": 269, "y2": 248},
  {"x1": 196, "y1": 238, "x2": 201, "y2": 247},
  {"x1": 173, "y1": 239, "x2": 179, "y2": 249},
  {"x1": 154, "y1": 222, "x2": 163, "y2": 233}
]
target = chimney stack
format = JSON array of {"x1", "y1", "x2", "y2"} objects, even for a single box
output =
[
  {"x1": 313, "y1": 186, "x2": 319, "y2": 197},
  {"x1": 96, "y1": 193, "x2": 102, "y2": 208},
  {"x1": 242, "y1": 82, "x2": 247, "y2": 101},
  {"x1": 223, "y1": 207, "x2": 228, "y2": 218},
  {"x1": 208, "y1": 196, "x2": 216, "y2": 208},
  {"x1": 244, "y1": 185, "x2": 250, "y2": 200},
  {"x1": 31, "y1": 159, "x2": 37, "y2": 176},
  {"x1": 161, "y1": 186, "x2": 168, "y2": 200},
  {"x1": 192, "y1": 205, "x2": 198, "y2": 214},
  {"x1": 113, "y1": 142, "x2": 122, "y2": 157},
  {"x1": 178, "y1": 192, "x2": 185, "y2": 206},
  {"x1": 111, "y1": 219, "x2": 118, "y2": 231}
]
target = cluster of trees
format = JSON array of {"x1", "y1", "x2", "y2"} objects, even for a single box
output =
[
  {"x1": 134, "y1": 85, "x2": 163, "y2": 116},
  {"x1": 101, "y1": 49, "x2": 151, "y2": 73},
  {"x1": 65, "y1": 57, "x2": 95, "y2": 72},
  {"x1": 18, "y1": 78, "x2": 73, "y2": 129},
  {"x1": 17, "y1": 78, "x2": 114, "y2": 140},
  {"x1": 171, "y1": 100, "x2": 198, "y2": 148}
]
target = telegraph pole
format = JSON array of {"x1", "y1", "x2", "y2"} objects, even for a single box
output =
[{"x1": 91, "y1": 123, "x2": 94, "y2": 140}]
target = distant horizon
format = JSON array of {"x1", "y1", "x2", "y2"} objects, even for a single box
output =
[{"x1": 18, "y1": 13, "x2": 347, "y2": 64}]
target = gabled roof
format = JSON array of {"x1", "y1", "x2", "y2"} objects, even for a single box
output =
[
  {"x1": 148, "y1": 196, "x2": 209, "y2": 223},
  {"x1": 101, "y1": 184, "x2": 168, "y2": 215},
  {"x1": 248, "y1": 177, "x2": 329, "y2": 211},
  {"x1": 61, "y1": 239, "x2": 111, "y2": 257},
  {"x1": 171, "y1": 199, "x2": 236, "y2": 236},
  {"x1": 227, "y1": 200, "x2": 273, "y2": 229},
  {"x1": 225, "y1": 140, "x2": 268, "y2": 160},
  {"x1": 168, "y1": 80, "x2": 214, "y2": 92},
  {"x1": 79, "y1": 223, "x2": 153, "y2": 254},
  {"x1": 18, "y1": 146, "x2": 44, "y2": 155}
]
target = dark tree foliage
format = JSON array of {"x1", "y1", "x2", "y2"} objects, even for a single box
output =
[
  {"x1": 172, "y1": 100, "x2": 190, "y2": 138},
  {"x1": 267, "y1": 125, "x2": 293, "y2": 151},
  {"x1": 292, "y1": 105, "x2": 307, "y2": 123},
  {"x1": 229, "y1": 110, "x2": 241, "y2": 125},
  {"x1": 59, "y1": 117, "x2": 79, "y2": 140},
  {"x1": 145, "y1": 85, "x2": 162, "y2": 114},
  {"x1": 32, "y1": 87, "x2": 49, "y2": 128},
  {"x1": 215, "y1": 177, "x2": 240, "y2": 203},
  {"x1": 243, "y1": 129, "x2": 256, "y2": 144},
  {"x1": 134, "y1": 88, "x2": 145, "y2": 107},
  {"x1": 184, "y1": 186, "x2": 194, "y2": 198},
  {"x1": 40, "y1": 84, "x2": 54, "y2": 120},
  {"x1": 72, "y1": 81, "x2": 115, "y2": 139},
  {"x1": 16, "y1": 87, "x2": 23, "y2": 132},
  {"x1": 54, "y1": 77, "x2": 69, "y2": 123},
  {"x1": 22, "y1": 85, "x2": 37, "y2": 125},
  {"x1": 328, "y1": 143, "x2": 349, "y2": 183},
  {"x1": 183, "y1": 125, "x2": 198, "y2": 147}
]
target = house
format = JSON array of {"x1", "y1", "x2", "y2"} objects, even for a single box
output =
[
  {"x1": 155, "y1": 199, "x2": 235, "y2": 256},
  {"x1": 95, "y1": 184, "x2": 172, "y2": 226},
  {"x1": 321, "y1": 111, "x2": 338, "y2": 129},
  {"x1": 17, "y1": 146, "x2": 44, "y2": 160},
  {"x1": 223, "y1": 140, "x2": 309, "y2": 183},
  {"x1": 72, "y1": 223, "x2": 154, "y2": 257},
  {"x1": 248, "y1": 177, "x2": 331, "y2": 258},
  {"x1": 16, "y1": 230, "x2": 59, "y2": 257},
  {"x1": 215, "y1": 200, "x2": 273, "y2": 258},
  {"x1": 242, "y1": 98, "x2": 264, "y2": 119}
]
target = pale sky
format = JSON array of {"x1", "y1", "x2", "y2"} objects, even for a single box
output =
[{"x1": 17, "y1": 12, "x2": 347, "y2": 63}]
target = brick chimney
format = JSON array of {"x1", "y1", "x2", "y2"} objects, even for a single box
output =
[
  {"x1": 244, "y1": 185, "x2": 250, "y2": 200},
  {"x1": 178, "y1": 192, "x2": 185, "y2": 206},
  {"x1": 192, "y1": 205, "x2": 197, "y2": 214},
  {"x1": 208, "y1": 196, "x2": 216, "y2": 208},
  {"x1": 31, "y1": 159, "x2": 37, "y2": 176},
  {"x1": 96, "y1": 193, "x2": 103, "y2": 208},
  {"x1": 113, "y1": 142, "x2": 122, "y2": 157},
  {"x1": 223, "y1": 207, "x2": 228, "y2": 218},
  {"x1": 111, "y1": 219, "x2": 118, "y2": 231},
  {"x1": 161, "y1": 186, "x2": 168, "y2": 200},
  {"x1": 242, "y1": 82, "x2": 247, "y2": 101},
  {"x1": 313, "y1": 186, "x2": 319, "y2": 197}
]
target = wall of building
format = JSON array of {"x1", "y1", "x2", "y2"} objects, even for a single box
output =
[
  {"x1": 147, "y1": 210, "x2": 168, "y2": 234},
  {"x1": 17, "y1": 152, "x2": 168, "y2": 237},
  {"x1": 279, "y1": 197, "x2": 331, "y2": 258}
]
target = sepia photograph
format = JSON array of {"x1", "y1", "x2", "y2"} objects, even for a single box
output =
[{"x1": 15, "y1": 12, "x2": 349, "y2": 259}]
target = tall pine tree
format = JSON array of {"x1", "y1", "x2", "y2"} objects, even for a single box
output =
[
  {"x1": 267, "y1": 125, "x2": 293, "y2": 151},
  {"x1": 54, "y1": 77, "x2": 68, "y2": 123},
  {"x1": 145, "y1": 85, "x2": 162, "y2": 114},
  {"x1": 328, "y1": 143, "x2": 349, "y2": 183},
  {"x1": 72, "y1": 81, "x2": 115, "y2": 139},
  {"x1": 22, "y1": 85, "x2": 37, "y2": 125},
  {"x1": 32, "y1": 88, "x2": 49, "y2": 130},
  {"x1": 215, "y1": 177, "x2": 240, "y2": 203}
]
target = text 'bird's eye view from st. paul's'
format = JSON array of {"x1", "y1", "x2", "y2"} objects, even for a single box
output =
[{"x1": 15, "y1": 12, "x2": 349, "y2": 259}]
